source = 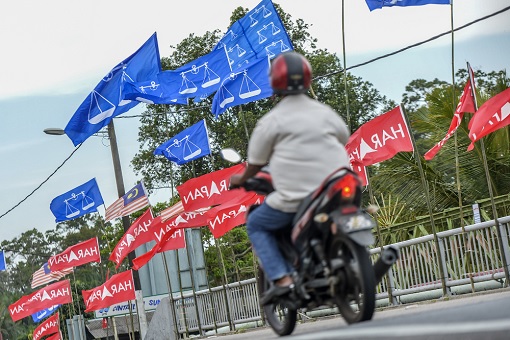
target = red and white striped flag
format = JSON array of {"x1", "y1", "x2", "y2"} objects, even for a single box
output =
[
  {"x1": 105, "y1": 182, "x2": 150, "y2": 221},
  {"x1": 31, "y1": 263, "x2": 73, "y2": 289},
  {"x1": 159, "y1": 201, "x2": 185, "y2": 221}
]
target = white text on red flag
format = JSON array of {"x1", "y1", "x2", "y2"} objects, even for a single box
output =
[
  {"x1": 33, "y1": 312, "x2": 60, "y2": 340},
  {"x1": 467, "y1": 87, "x2": 510, "y2": 150},
  {"x1": 177, "y1": 163, "x2": 246, "y2": 212},
  {"x1": 82, "y1": 270, "x2": 135, "y2": 313},
  {"x1": 48, "y1": 237, "x2": 100, "y2": 272},
  {"x1": 109, "y1": 208, "x2": 154, "y2": 268},
  {"x1": 9, "y1": 280, "x2": 72, "y2": 322},
  {"x1": 345, "y1": 106, "x2": 413, "y2": 166}
]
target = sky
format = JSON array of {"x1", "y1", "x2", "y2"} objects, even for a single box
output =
[{"x1": 0, "y1": 0, "x2": 509, "y2": 242}]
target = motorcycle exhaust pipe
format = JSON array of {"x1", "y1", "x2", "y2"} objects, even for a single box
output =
[{"x1": 373, "y1": 245, "x2": 400, "y2": 285}]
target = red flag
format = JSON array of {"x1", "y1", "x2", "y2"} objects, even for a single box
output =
[
  {"x1": 467, "y1": 87, "x2": 510, "y2": 150},
  {"x1": 425, "y1": 67, "x2": 476, "y2": 160},
  {"x1": 346, "y1": 106, "x2": 413, "y2": 166},
  {"x1": 109, "y1": 208, "x2": 154, "y2": 268},
  {"x1": 207, "y1": 193, "x2": 262, "y2": 238},
  {"x1": 33, "y1": 312, "x2": 59, "y2": 340},
  {"x1": 48, "y1": 237, "x2": 101, "y2": 272},
  {"x1": 102, "y1": 317, "x2": 108, "y2": 329},
  {"x1": 350, "y1": 161, "x2": 368, "y2": 187},
  {"x1": 82, "y1": 270, "x2": 135, "y2": 313},
  {"x1": 45, "y1": 332, "x2": 62, "y2": 340},
  {"x1": 9, "y1": 280, "x2": 72, "y2": 322},
  {"x1": 177, "y1": 163, "x2": 246, "y2": 211},
  {"x1": 131, "y1": 218, "x2": 185, "y2": 270},
  {"x1": 159, "y1": 228, "x2": 186, "y2": 252}
]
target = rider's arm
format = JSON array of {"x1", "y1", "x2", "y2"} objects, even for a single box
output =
[{"x1": 230, "y1": 163, "x2": 265, "y2": 188}]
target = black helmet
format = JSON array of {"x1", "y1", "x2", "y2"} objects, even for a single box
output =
[{"x1": 270, "y1": 51, "x2": 312, "y2": 95}]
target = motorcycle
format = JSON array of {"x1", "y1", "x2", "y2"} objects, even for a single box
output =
[{"x1": 221, "y1": 149, "x2": 399, "y2": 336}]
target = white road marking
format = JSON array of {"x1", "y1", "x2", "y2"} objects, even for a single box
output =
[{"x1": 291, "y1": 319, "x2": 510, "y2": 339}]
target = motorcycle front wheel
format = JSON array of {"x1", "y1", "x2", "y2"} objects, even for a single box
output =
[
  {"x1": 330, "y1": 235, "x2": 376, "y2": 324},
  {"x1": 257, "y1": 267, "x2": 297, "y2": 336}
]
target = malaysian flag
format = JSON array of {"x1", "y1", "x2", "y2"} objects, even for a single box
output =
[
  {"x1": 105, "y1": 182, "x2": 150, "y2": 221},
  {"x1": 159, "y1": 201, "x2": 185, "y2": 221},
  {"x1": 31, "y1": 263, "x2": 73, "y2": 289}
]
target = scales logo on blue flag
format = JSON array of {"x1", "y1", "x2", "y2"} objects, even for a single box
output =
[
  {"x1": 64, "y1": 32, "x2": 162, "y2": 146},
  {"x1": 212, "y1": 57, "x2": 272, "y2": 116},
  {"x1": 214, "y1": 0, "x2": 293, "y2": 68},
  {"x1": 154, "y1": 119, "x2": 211, "y2": 165},
  {"x1": 126, "y1": 0, "x2": 292, "y2": 112},
  {"x1": 50, "y1": 178, "x2": 104, "y2": 222}
]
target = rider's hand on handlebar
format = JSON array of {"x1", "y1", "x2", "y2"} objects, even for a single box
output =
[{"x1": 229, "y1": 174, "x2": 244, "y2": 190}]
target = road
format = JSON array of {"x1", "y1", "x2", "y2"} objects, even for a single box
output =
[{"x1": 207, "y1": 288, "x2": 510, "y2": 340}]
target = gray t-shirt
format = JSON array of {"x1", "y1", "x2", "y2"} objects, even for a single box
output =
[{"x1": 248, "y1": 94, "x2": 351, "y2": 212}]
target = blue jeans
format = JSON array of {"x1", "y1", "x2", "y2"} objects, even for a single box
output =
[{"x1": 247, "y1": 202, "x2": 295, "y2": 281}]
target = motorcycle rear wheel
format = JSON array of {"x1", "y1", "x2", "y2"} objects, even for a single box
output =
[
  {"x1": 330, "y1": 236, "x2": 376, "y2": 324},
  {"x1": 257, "y1": 267, "x2": 297, "y2": 336}
]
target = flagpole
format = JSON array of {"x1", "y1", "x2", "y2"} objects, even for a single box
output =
[
  {"x1": 215, "y1": 238, "x2": 235, "y2": 331},
  {"x1": 365, "y1": 171, "x2": 395, "y2": 305},
  {"x1": 450, "y1": 1, "x2": 475, "y2": 293},
  {"x1": 174, "y1": 248, "x2": 190, "y2": 338},
  {"x1": 161, "y1": 252, "x2": 180, "y2": 338},
  {"x1": 106, "y1": 120, "x2": 149, "y2": 337},
  {"x1": 184, "y1": 228, "x2": 203, "y2": 335},
  {"x1": 400, "y1": 104, "x2": 448, "y2": 297},
  {"x1": 467, "y1": 68, "x2": 510, "y2": 285},
  {"x1": 71, "y1": 271, "x2": 85, "y2": 339},
  {"x1": 341, "y1": 0, "x2": 351, "y2": 129},
  {"x1": 197, "y1": 234, "x2": 219, "y2": 334},
  {"x1": 209, "y1": 153, "x2": 236, "y2": 332}
]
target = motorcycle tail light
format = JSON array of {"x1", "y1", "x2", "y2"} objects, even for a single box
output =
[{"x1": 332, "y1": 173, "x2": 359, "y2": 201}]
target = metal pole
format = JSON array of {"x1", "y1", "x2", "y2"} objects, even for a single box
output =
[
  {"x1": 184, "y1": 229, "x2": 203, "y2": 335},
  {"x1": 341, "y1": 0, "x2": 351, "y2": 129},
  {"x1": 106, "y1": 120, "x2": 149, "y2": 337},
  {"x1": 467, "y1": 71, "x2": 510, "y2": 285},
  {"x1": 162, "y1": 252, "x2": 180, "y2": 338},
  {"x1": 175, "y1": 249, "x2": 190, "y2": 338},
  {"x1": 400, "y1": 105, "x2": 449, "y2": 297}
]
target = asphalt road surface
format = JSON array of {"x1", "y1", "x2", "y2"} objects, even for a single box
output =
[{"x1": 208, "y1": 288, "x2": 510, "y2": 340}]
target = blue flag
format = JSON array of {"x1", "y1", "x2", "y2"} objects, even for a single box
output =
[
  {"x1": 64, "y1": 33, "x2": 162, "y2": 146},
  {"x1": 214, "y1": 0, "x2": 293, "y2": 68},
  {"x1": 154, "y1": 119, "x2": 211, "y2": 165},
  {"x1": 365, "y1": 0, "x2": 450, "y2": 11},
  {"x1": 32, "y1": 305, "x2": 60, "y2": 323},
  {"x1": 50, "y1": 178, "x2": 104, "y2": 222},
  {"x1": 0, "y1": 251, "x2": 5, "y2": 271},
  {"x1": 130, "y1": 0, "x2": 292, "y2": 109},
  {"x1": 212, "y1": 57, "x2": 272, "y2": 116},
  {"x1": 122, "y1": 71, "x2": 188, "y2": 105}
]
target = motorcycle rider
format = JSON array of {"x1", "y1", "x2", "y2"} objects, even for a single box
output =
[{"x1": 230, "y1": 51, "x2": 351, "y2": 305}]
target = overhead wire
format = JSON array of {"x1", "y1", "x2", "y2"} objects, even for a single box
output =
[{"x1": 1, "y1": 5, "x2": 508, "y2": 221}]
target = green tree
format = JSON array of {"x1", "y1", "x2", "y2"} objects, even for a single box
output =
[{"x1": 371, "y1": 67, "x2": 510, "y2": 239}]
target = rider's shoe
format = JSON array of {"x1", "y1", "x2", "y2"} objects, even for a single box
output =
[{"x1": 260, "y1": 284, "x2": 294, "y2": 306}]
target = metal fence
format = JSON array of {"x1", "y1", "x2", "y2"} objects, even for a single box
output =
[{"x1": 149, "y1": 216, "x2": 510, "y2": 335}]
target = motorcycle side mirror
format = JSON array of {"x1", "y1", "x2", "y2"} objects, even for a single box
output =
[{"x1": 220, "y1": 148, "x2": 242, "y2": 163}]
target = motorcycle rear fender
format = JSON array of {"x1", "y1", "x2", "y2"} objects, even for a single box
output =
[{"x1": 330, "y1": 211, "x2": 375, "y2": 246}]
